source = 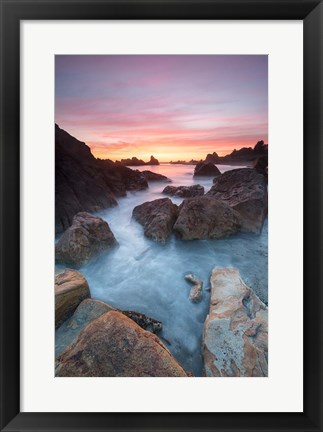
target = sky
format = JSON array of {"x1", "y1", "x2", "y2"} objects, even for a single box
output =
[{"x1": 55, "y1": 55, "x2": 268, "y2": 162}]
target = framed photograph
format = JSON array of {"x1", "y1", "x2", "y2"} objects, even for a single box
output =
[{"x1": 1, "y1": 0, "x2": 322, "y2": 431}]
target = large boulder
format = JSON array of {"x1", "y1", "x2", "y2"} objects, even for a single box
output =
[
  {"x1": 132, "y1": 198, "x2": 178, "y2": 243},
  {"x1": 203, "y1": 267, "x2": 268, "y2": 377},
  {"x1": 207, "y1": 168, "x2": 267, "y2": 233},
  {"x1": 173, "y1": 196, "x2": 241, "y2": 240},
  {"x1": 141, "y1": 170, "x2": 171, "y2": 183},
  {"x1": 194, "y1": 162, "x2": 221, "y2": 177},
  {"x1": 162, "y1": 184, "x2": 204, "y2": 198},
  {"x1": 55, "y1": 212, "x2": 118, "y2": 267},
  {"x1": 56, "y1": 310, "x2": 188, "y2": 377},
  {"x1": 56, "y1": 298, "x2": 115, "y2": 356},
  {"x1": 55, "y1": 269, "x2": 90, "y2": 328}
]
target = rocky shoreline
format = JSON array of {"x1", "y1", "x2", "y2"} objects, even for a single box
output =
[{"x1": 55, "y1": 126, "x2": 268, "y2": 377}]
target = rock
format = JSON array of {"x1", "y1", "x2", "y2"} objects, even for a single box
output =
[
  {"x1": 117, "y1": 155, "x2": 159, "y2": 166},
  {"x1": 56, "y1": 298, "x2": 115, "y2": 356},
  {"x1": 207, "y1": 168, "x2": 267, "y2": 233},
  {"x1": 141, "y1": 170, "x2": 171, "y2": 183},
  {"x1": 55, "y1": 269, "x2": 90, "y2": 328},
  {"x1": 148, "y1": 155, "x2": 159, "y2": 165},
  {"x1": 217, "y1": 140, "x2": 268, "y2": 164},
  {"x1": 173, "y1": 196, "x2": 241, "y2": 240},
  {"x1": 185, "y1": 274, "x2": 203, "y2": 303},
  {"x1": 132, "y1": 198, "x2": 178, "y2": 243},
  {"x1": 120, "y1": 310, "x2": 162, "y2": 334},
  {"x1": 254, "y1": 154, "x2": 268, "y2": 178},
  {"x1": 118, "y1": 156, "x2": 146, "y2": 166},
  {"x1": 194, "y1": 162, "x2": 221, "y2": 177},
  {"x1": 55, "y1": 212, "x2": 118, "y2": 266},
  {"x1": 55, "y1": 124, "x2": 148, "y2": 234},
  {"x1": 163, "y1": 184, "x2": 204, "y2": 198},
  {"x1": 204, "y1": 152, "x2": 220, "y2": 164},
  {"x1": 56, "y1": 310, "x2": 188, "y2": 377},
  {"x1": 203, "y1": 267, "x2": 268, "y2": 377}
]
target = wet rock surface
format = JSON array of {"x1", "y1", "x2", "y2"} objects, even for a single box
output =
[
  {"x1": 185, "y1": 274, "x2": 203, "y2": 303},
  {"x1": 203, "y1": 267, "x2": 268, "y2": 377},
  {"x1": 56, "y1": 298, "x2": 115, "y2": 356},
  {"x1": 55, "y1": 125, "x2": 148, "y2": 234},
  {"x1": 55, "y1": 212, "x2": 118, "y2": 267},
  {"x1": 55, "y1": 310, "x2": 188, "y2": 377},
  {"x1": 173, "y1": 196, "x2": 241, "y2": 240},
  {"x1": 132, "y1": 198, "x2": 179, "y2": 243},
  {"x1": 141, "y1": 170, "x2": 171, "y2": 183},
  {"x1": 207, "y1": 168, "x2": 268, "y2": 233},
  {"x1": 55, "y1": 269, "x2": 90, "y2": 328},
  {"x1": 194, "y1": 162, "x2": 221, "y2": 177}
]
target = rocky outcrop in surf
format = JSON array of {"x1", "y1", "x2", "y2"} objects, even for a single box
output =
[
  {"x1": 117, "y1": 155, "x2": 160, "y2": 166},
  {"x1": 206, "y1": 168, "x2": 268, "y2": 233},
  {"x1": 132, "y1": 198, "x2": 179, "y2": 243},
  {"x1": 194, "y1": 162, "x2": 221, "y2": 177},
  {"x1": 141, "y1": 170, "x2": 171, "y2": 183},
  {"x1": 55, "y1": 212, "x2": 118, "y2": 267},
  {"x1": 203, "y1": 267, "x2": 268, "y2": 377},
  {"x1": 55, "y1": 124, "x2": 148, "y2": 234},
  {"x1": 173, "y1": 196, "x2": 241, "y2": 240}
]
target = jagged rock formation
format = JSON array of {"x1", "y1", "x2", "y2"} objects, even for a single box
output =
[
  {"x1": 132, "y1": 198, "x2": 179, "y2": 243},
  {"x1": 55, "y1": 310, "x2": 188, "y2": 377},
  {"x1": 212, "y1": 140, "x2": 268, "y2": 164},
  {"x1": 203, "y1": 267, "x2": 268, "y2": 377},
  {"x1": 207, "y1": 168, "x2": 268, "y2": 233},
  {"x1": 55, "y1": 212, "x2": 118, "y2": 267},
  {"x1": 55, "y1": 124, "x2": 148, "y2": 234}
]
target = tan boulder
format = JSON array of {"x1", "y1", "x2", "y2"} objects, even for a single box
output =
[
  {"x1": 203, "y1": 267, "x2": 268, "y2": 377},
  {"x1": 56, "y1": 310, "x2": 188, "y2": 377},
  {"x1": 173, "y1": 196, "x2": 241, "y2": 240},
  {"x1": 55, "y1": 269, "x2": 90, "y2": 328},
  {"x1": 56, "y1": 298, "x2": 115, "y2": 356},
  {"x1": 55, "y1": 212, "x2": 118, "y2": 267}
]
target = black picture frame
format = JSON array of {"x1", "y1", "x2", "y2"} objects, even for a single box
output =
[{"x1": 0, "y1": 0, "x2": 322, "y2": 431}]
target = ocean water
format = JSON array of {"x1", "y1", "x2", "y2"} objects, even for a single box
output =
[{"x1": 57, "y1": 164, "x2": 268, "y2": 376}]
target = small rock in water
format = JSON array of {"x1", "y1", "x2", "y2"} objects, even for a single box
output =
[{"x1": 185, "y1": 273, "x2": 203, "y2": 303}]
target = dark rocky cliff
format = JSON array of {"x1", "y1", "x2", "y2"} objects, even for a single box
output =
[{"x1": 55, "y1": 125, "x2": 147, "y2": 234}]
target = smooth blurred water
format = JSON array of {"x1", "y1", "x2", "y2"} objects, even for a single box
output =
[{"x1": 57, "y1": 164, "x2": 268, "y2": 376}]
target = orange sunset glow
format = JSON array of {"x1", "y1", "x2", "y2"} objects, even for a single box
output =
[{"x1": 55, "y1": 55, "x2": 268, "y2": 162}]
